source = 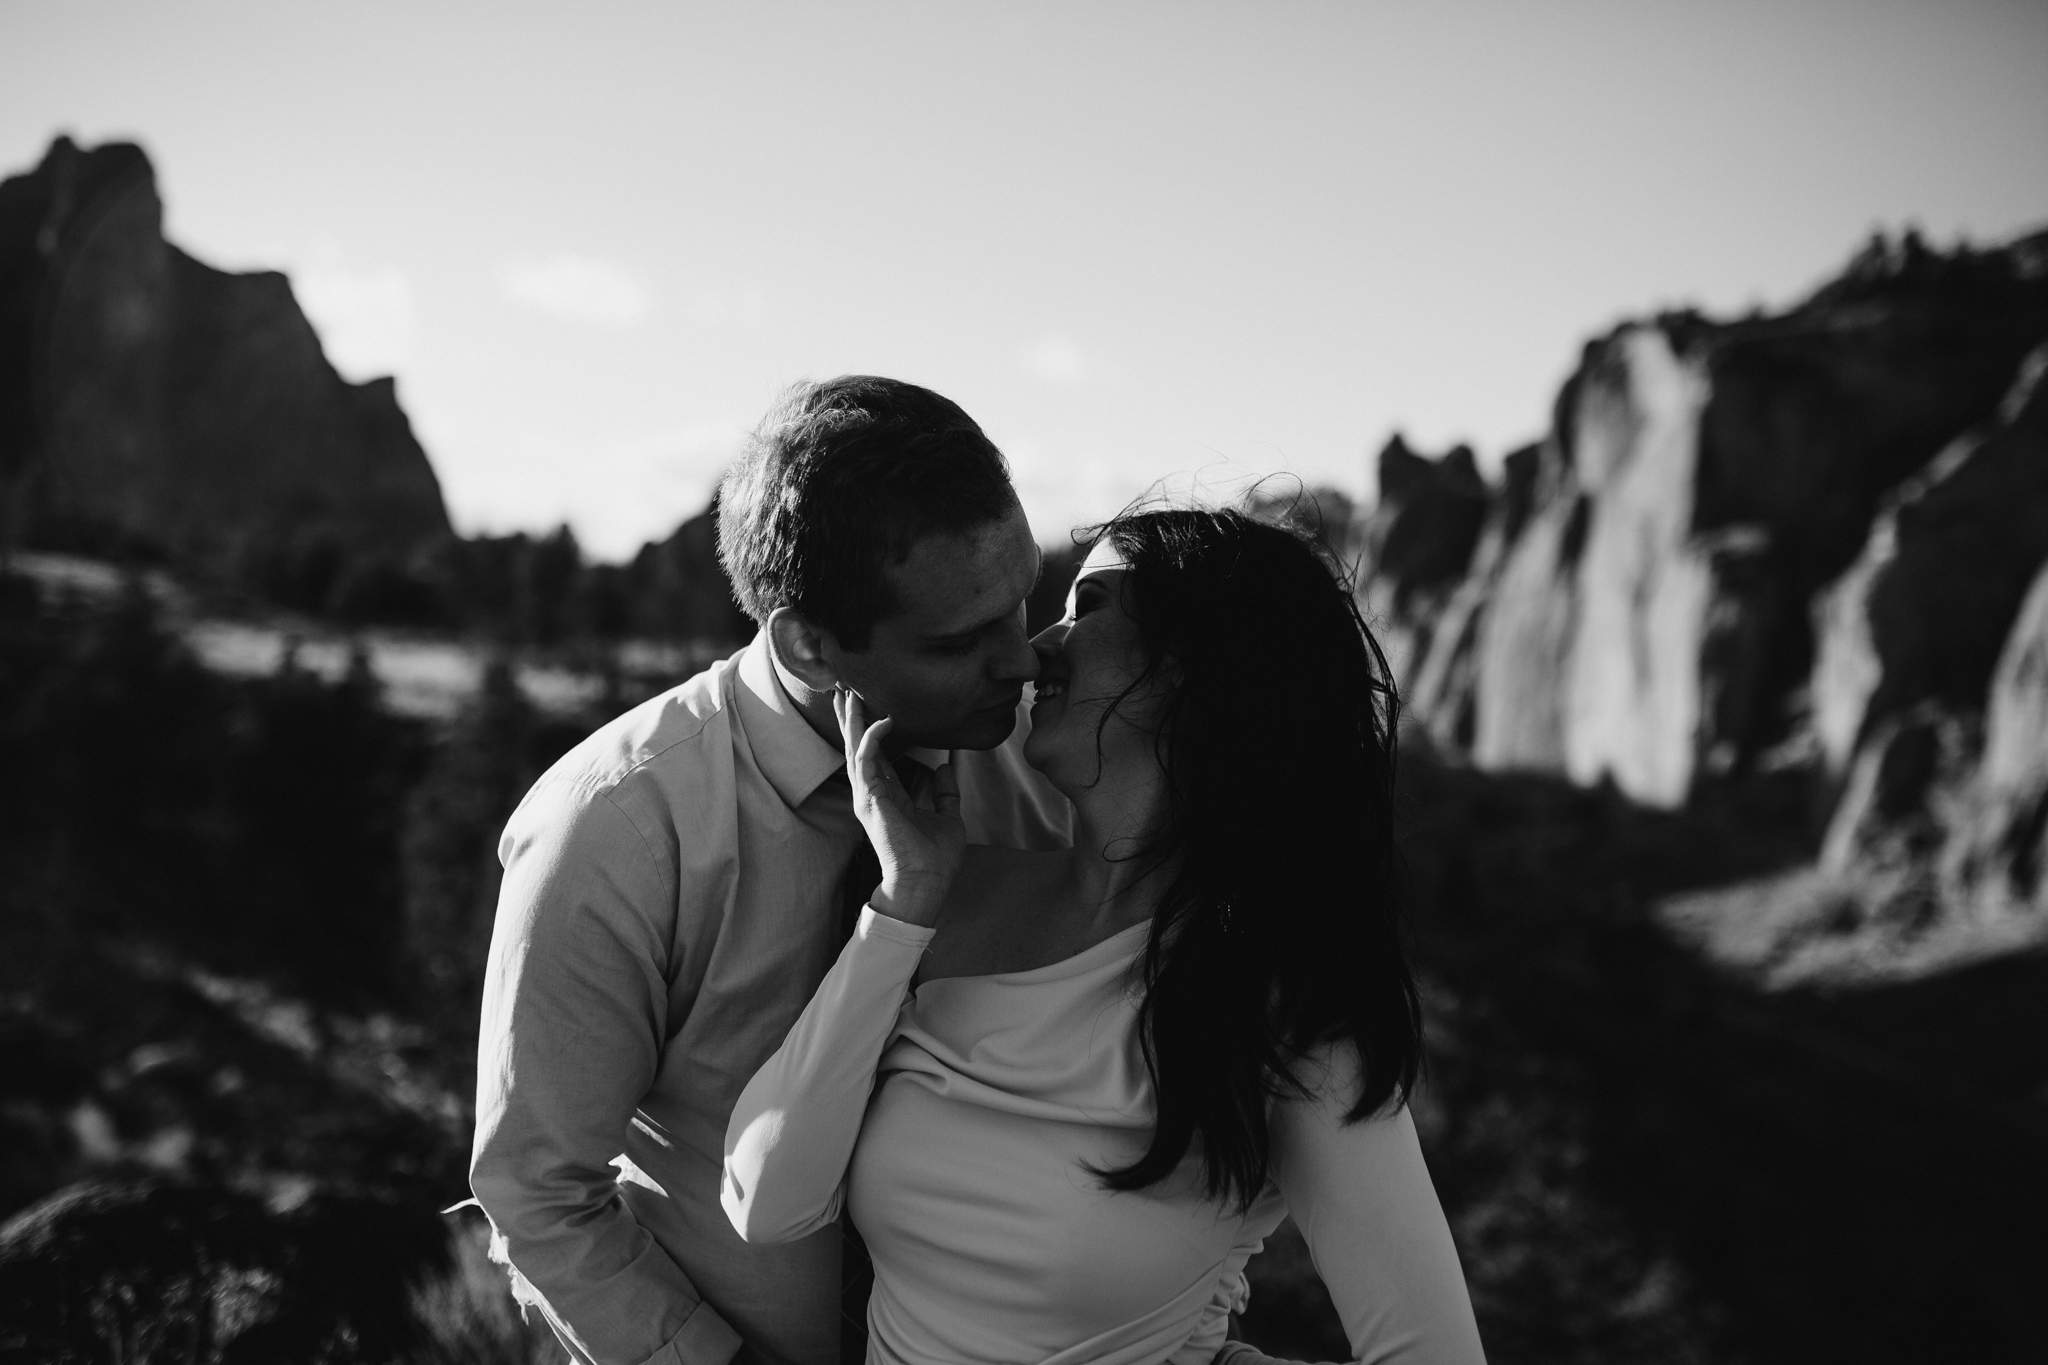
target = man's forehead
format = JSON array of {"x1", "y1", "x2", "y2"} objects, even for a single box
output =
[{"x1": 882, "y1": 512, "x2": 1038, "y2": 632}]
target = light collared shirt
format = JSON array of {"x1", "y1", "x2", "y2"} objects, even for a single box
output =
[{"x1": 471, "y1": 634, "x2": 1072, "y2": 1365}]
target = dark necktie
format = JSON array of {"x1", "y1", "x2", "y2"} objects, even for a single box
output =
[
  {"x1": 832, "y1": 762, "x2": 899, "y2": 1364},
  {"x1": 837, "y1": 827, "x2": 882, "y2": 950},
  {"x1": 835, "y1": 756, "x2": 931, "y2": 945},
  {"x1": 827, "y1": 753, "x2": 937, "y2": 1358},
  {"x1": 833, "y1": 755, "x2": 936, "y2": 1362}
]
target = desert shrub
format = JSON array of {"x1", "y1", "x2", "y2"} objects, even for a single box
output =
[
  {"x1": 0, "y1": 573, "x2": 427, "y2": 1002},
  {"x1": 402, "y1": 661, "x2": 592, "y2": 1036},
  {"x1": 0, "y1": 1179, "x2": 467, "y2": 1365}
]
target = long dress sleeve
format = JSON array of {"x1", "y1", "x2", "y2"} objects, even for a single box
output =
[
  {"x1": 1227, "y1": 1045, "x2": 1488, "y2": 1365},
  {"x1": 721, "y1": 906, "x2": 935, "y2": 1245}
]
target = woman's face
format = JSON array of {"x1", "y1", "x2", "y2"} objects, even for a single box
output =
[{"x1": 1023, "y1": 538, "x2": 1171, "y2": 794}]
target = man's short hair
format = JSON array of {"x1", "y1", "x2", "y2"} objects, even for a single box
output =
[{"x1": 717, "y1": 376, "x2": 1018, "y2": 649}]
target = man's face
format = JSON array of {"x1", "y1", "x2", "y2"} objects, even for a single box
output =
[{"x1": 826, "y1": 506, "x2": 1043, "y2": 751}]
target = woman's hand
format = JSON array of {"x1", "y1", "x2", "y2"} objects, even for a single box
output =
[{"x1": 835, "y1": 688, "x2": 965, "y2": 928}]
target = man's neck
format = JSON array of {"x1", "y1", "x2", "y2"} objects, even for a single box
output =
[{"x1": 767, "y1": 648, "x2": 844, "y2": 750}]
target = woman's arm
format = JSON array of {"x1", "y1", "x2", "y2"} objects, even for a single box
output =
[
  {"x1": 1244, "y1": 1044, "x2": 1488, "y2": 1365},
  {"x1": 720, "y1": 905, "x2": 932, "y2": 1242},
  {"x1": 722, "y1": 689, "x2": 965, "y2": 1244}
]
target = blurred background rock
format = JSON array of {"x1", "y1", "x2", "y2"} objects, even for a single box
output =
[{"x1": 2, "y1": 127, "x2": 2046, "y2": 1365}]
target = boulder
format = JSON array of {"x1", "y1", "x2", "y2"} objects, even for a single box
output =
[{"x1": 0, "y1": 137, "x2": 450, "y2": 574}]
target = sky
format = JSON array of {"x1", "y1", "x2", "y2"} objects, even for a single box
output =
[{"x1": 4, "y1": 0, "x2": 2046, "y2": 561}]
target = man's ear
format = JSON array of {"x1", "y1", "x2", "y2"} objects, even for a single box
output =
[{"x1": 767, "y1": 606, "x2": 841, "y2": 696}]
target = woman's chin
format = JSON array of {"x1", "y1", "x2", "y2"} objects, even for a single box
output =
[{"x1": 1020, "y1": 724, "x2": 1065, "y2": 783}]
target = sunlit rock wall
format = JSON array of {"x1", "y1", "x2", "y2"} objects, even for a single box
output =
[
  {"x1": 1379, "y1": 228, "x2": 2048, "y2": 816},
  {"x1": 1812, "y1": 349, "x2": 2048, "y2": 774}
]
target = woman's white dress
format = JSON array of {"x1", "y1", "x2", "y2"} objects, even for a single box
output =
[{"x1": 723, "y1": 907, "x2": 1486, "y2": 1365}]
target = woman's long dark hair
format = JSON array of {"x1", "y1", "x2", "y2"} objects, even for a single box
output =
[{"x1": 1092, "y1": 505, "x2": 1420, "y2": 1211}]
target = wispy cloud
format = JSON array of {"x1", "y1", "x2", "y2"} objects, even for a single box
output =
[
  {"x1": 500, "y1": 254, "x2": 651, "y2": 326},
  {"x1": 683, "y1": 284, "x2": 769, "y2": 332},
  {"x1": 1021, "y1": 332, "x2": 1092, "y2": 385}
]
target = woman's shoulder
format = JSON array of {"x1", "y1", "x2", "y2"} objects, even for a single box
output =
[{"x1": 1276, "y1": 1036, "x2": 1403, "y2": 1123}]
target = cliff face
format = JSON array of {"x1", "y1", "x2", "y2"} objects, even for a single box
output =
[
  {"x1": 0, "y1": 137, "x2": 449, "y2": 571},
  {"x1": 1382, "y1": 229, "x2": 2048, "y2": 803},
  {"x1": 1367, "y1": 227, "x2": 2048, "y2": 974}
]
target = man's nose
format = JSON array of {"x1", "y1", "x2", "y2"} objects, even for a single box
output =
[{"x1": 991, "y1": 614, "x2": 1042, "y2": 682}]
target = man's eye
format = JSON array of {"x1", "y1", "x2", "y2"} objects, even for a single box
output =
[{"x1": 933, "y1": 636, "x2": 979, "y2": 656}]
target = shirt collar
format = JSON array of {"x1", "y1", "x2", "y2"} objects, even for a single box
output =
[
  {"x1": 735, "y1": 632, "x2": 848, "y2": 809},
  {"x1": 734, "y1": 632, "x2": 953, "y2": 804}
]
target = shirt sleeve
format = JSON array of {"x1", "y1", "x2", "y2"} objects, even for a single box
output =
[
  {"x1": 722, "y1": 907, "x2": 935, "y2": 1244},
  {"x1": 1262, "y1": 1046, "x2": 1489, "y2": 1365},
  {"x1": 470, "y1": 776, "x2": 743, "y2": 1365}
]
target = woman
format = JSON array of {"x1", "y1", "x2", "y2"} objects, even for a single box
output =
[{"x1": 723, "y1": 507, "x2": 1486, "y2": 1365}]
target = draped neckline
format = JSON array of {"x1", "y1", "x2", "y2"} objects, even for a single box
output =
[{"x1": 914, "y1": 916, "x2": 1151, "y2": 993}]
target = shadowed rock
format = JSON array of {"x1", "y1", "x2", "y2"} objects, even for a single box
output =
[
  {"x1": 1357, "y1": 435, "x2": 1489, "y2": 691},
  {"x1": 0, "y1": 136, "x2": 450, "y2": 576},
  {"x1": 1812, "y1": 347, "x2": 2048, "y2": 773},
  {"x1": 1940, "y1": 562, "x2": 2048, "y2": 923},
  {"x1": 1403, "y1": 441, "x2": 1540, "y2": 751}
]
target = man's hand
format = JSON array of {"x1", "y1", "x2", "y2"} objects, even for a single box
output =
[{"x1": 834, "y1": 689, "x2": 965, "y2": 929}]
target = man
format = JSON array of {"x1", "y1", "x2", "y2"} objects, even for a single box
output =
[{"x1": 470, "y1": 376, "x2": 1072, "y2": 1365}]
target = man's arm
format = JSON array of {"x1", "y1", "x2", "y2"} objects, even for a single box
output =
[{"x1": 471, "y1": 776, "x2": 741, "y2": 1365}]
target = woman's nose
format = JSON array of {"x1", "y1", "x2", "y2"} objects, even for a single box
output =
[{"x1": 1029, "y1": 619, "x2": 1069, "y2": 670}]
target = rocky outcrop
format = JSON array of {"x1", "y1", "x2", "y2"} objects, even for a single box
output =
[
  {"x1": 1373, "y1": 228, "x2": 2048, "y2": 812},
  {"x1": 0, "y1": 137, "x2": 449, "y2": 573},
  {"x1": 621, "y1": 500, "x2": 753, "y2": 642},
  {"x1": 1811, "y1": 348, "x2": 2048, "y2": 773},
  {"x1": 1401, "y1": 442, "x2": 1538, "y2": 751},
  {"x1": 1939, "y1": 562, "x2": 2048, "y2": 921},
  {"x1": 1360, "y1": 226, "x2": 2048, "y2": 980},
  {"x1": 1356, "y1": 436, "x2": 1489, "y2": 695}
]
